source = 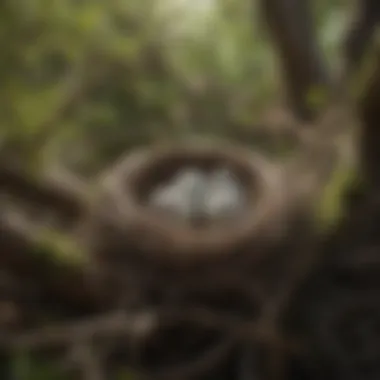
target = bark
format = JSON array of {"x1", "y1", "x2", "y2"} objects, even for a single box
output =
[
  {"x1": 0, "y1": 214, "x2": 104, "y2": 321},
  {"x1": 0, "y1": 163, "x2": 86, "y2": 223},
  {"x1": 358, "y1": 50, "x2": 380, "y2": 190},
  {"x1": 343, "y1": 0, "x2": 380, "y2": 76},
  {"x1": 260, "y1": 0, "x2": 330, "y2": 121}
]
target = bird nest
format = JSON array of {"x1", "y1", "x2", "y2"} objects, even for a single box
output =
[{"x1": 87, "y1": 141, "x2": 287, "y2": 268}]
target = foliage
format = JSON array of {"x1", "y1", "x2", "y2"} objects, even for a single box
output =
[{"x1": 0, "y1": 0, "x2": 351, "y2": 175}]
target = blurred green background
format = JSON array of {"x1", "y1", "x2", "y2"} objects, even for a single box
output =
[{"x1": 0, "y1": 0, "x2": 352, "y2": 176}]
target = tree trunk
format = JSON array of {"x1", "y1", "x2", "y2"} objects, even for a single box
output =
[{"x1": 260, "y1": 0, "x2": 330, "y2": 121}]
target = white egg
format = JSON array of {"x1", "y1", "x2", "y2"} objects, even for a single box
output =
[
  {"x1": 204, "y1": 168, "x2": 245, "y2": 219},
  {"x1": 148, "y1": 167, "x2": 246, "y2": 223}
]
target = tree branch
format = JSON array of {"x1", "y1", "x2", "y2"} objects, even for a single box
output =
[
  {"x1": 358, "y1": 49, "x2": 380, "y2": 189},
  {"x1": 343, "y1": 0, "x2": 380, "y2": 77},
  {"x1": 0, "y1": 163, "x2": 86, "y2": 223},
  {"x1": 259, "y1": 0, "x2": 331, "y2": 121},
  {"x1": 0, "y1": 214, "x2": 104, "y2": 320}
]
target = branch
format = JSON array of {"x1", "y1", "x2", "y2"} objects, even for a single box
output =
[
  {"x1": 343, "y1": 0, "x2": 380, "y2": 77},
  {"x1": 0, "y1": 214, "x2": 104, "y2": 319},
  {"x1": 0, "y1": 163, "x2": 86, "y2": 223},
  {"x1": 7, "y1": 311, "x2": 155, "y2": 350},
  {"x1": 259, "y1": 0, "x2": 331, "y2": 121},
  {"x1": 358, "y1": 49, "x2": 380, "y2": 189}
]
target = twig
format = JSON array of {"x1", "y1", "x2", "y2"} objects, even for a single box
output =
[{"x1": 7, "y1": 311, "x2": 156, "y2": 350}]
